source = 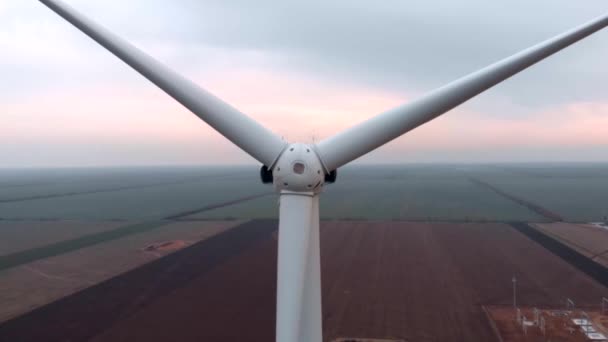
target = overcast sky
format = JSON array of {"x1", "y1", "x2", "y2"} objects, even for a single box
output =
[{"x1": 1, "y1": 0, "x2": 607, "y2": 167}]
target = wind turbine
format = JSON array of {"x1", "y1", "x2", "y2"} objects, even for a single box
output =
[{"x1": 39, "y1": 0, "x2": 607, "y2": 340}]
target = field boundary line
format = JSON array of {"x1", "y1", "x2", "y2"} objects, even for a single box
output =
[
  {"x1": 164, "y1": 192, "x2": 272, "y2": 220},
  {"x1": 481, "y1": 305, "x2": 504, "y2": 342},
  {"x1": 510, "y1": 222, "x2": 608, "y2": 287},
  {"x1": 590, "y1": 249, "x2": 608, "y2": 261},
  {"x1": 531, "y1": 223, "x2": 597, "y2": 256},
  {"x1": 469, "y1": 178, "x2": 563, "y2": 222},
  {"x1": 0, "y1": 172, "x2": 247, "y2": 204},
  {"x1": 0, "y1": 193, "x2": 271, "y2": 271}
]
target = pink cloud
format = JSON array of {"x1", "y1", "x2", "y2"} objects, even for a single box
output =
[
  {"x1": 409, "y1": 101, "x2": 608, "y2": 149},
  {"x1": 1, "y1": 65, "x2": 606, "y2": 166}
]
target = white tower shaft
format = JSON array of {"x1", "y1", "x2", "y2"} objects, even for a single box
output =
[{"x1": 276, "y1": 192, "x2": 322, "y2": 342}]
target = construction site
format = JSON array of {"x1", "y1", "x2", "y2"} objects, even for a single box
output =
[{"x1": 488, "y1": 305, "x2": 608, "y2": 341}]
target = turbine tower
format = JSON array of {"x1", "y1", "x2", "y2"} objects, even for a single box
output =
[{"x1": 38, "y1": 1, "x2": 607, "y2": 340}]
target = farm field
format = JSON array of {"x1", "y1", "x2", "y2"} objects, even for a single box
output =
[
  {"x1": 0, "y1": 221, "x2": 126, "y2": 256},
  {"x1": 0, "y1": 166, "x2": 252, "y2": 200},
  {"x1": 1, "y1": 164, "x2": 607, "y2": 222},
  {"x1": 532, "y1": 222, "x2": 608, "y2": 267},
  {"x1": 1, "y1": 220, "x2": 606, "y2": 342},
  {"x1": 470, "y1": 164, "x2": 608, "y2": 222},
  {"x1": 0, "y1": 166, "x2": 267, "y2": 220},
  {"x1": 188, "y1": 166, "x2": 546, "y2": 221},
  {"x1": 0, "y1": 220, "x2": 241, "y2": 323},
  {"x1": 1, "y1": 164, "x2": 607, "y2": 340},
  {"x1": 191, "y1": 179, "x2": 546, "y2": 221}
]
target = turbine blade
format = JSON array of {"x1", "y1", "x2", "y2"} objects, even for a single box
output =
[
  {"x1": 40, "y1": 0, "x2": 287, "y2": 167},
  {"x1": 276, "y1": 192, "x2": 321, "y2": 342},
  {"x1": 316, "y1": 13, "x2": 608, "y2": 171}
]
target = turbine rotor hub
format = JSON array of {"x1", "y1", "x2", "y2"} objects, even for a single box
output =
[{"x1": 273, "y1": 143, "x2": 325, "y2": 193}]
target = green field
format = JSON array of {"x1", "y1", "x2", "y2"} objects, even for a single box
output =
[
  {"x1": 469, "y1": 164, "x2": 608, "y2": 222},
  {"x1": 1, "y1": 164, "x2": 607, "y2": 222},
  {"x1": 0, "y1": 166, "x2": 267, "y2": 220},
  {"x1": 0, "y1": 163, "x2": 607, "y2": 272},
  {"x1": 189, "y1": 170, "x2": 545, "y2": 221}
]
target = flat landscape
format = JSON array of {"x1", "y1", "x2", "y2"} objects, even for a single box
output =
[
  {"x1": 3, "y1": 164, "x2": 608, "y2": 222},
  {"x1": 0, "y1": 220, "x2": 126, "y2": 256},
  {"x1": 533, "y1": 222, "x2": 608, "y2": 267},
  {"x1": 0, "y1": 220, "x2": 241, "y2": 322},
  {"x1": 468, "y1": 164, "x2": 608, "y2": 222},
  {"x1": 1, "y1": 221, "x2": 606, "y2": 341},
  {"x1": 1, "y1": 164, "x2": 607, "y2": 341}
]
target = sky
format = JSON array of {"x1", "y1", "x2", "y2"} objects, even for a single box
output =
[{"x1": 1, "y1": 0, "x2": 607, "y2": 167}]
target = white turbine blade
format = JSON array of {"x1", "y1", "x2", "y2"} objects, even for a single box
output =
[
  {"x1": 316, "y1": 13, "x2": 608, "y2": 171},
  {"x1": 276, "y1": 192, "x2": 320, "y2": 342},
  {"x1": 40, "y1": 0, "x2": 286, "y2": 167}
]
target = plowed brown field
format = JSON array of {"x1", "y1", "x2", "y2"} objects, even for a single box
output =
[{"x1": 0, "y1": 221, "x2": 606, "y2": 342}]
